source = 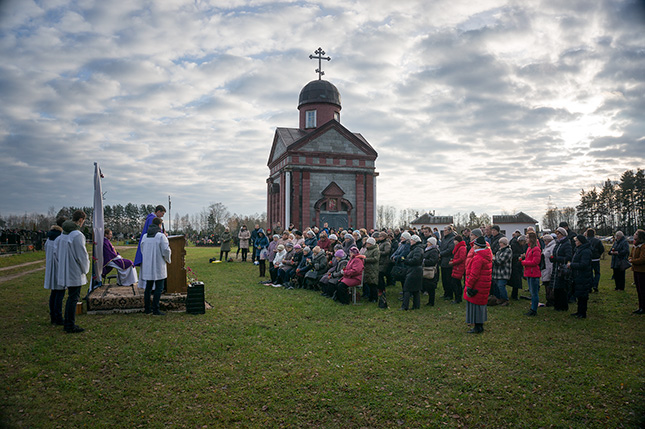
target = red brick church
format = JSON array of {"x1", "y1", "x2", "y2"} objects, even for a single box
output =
[{"x1": 266, "y1": 49, "x2": 378, "y2": 231}]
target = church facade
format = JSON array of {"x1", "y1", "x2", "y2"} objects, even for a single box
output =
[{"x1": 267, "y1": 77, "x2": 378, "y2": 231}]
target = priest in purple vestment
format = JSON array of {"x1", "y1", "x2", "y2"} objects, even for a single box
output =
[
  {"x1": 103, "y1": 229, "x2": 138, "y2": 286},
  {"x1": 134, "y1": 205, "x2": 166, "y2": 266}
]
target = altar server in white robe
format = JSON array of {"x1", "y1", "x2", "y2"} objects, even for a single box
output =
[
  {"x1": 57, "y1": 211, "x2": 90, "y2": 333},
  {"x1": 140, "y1": 217, "x2": 171, "y2": 315},
  {"x1": 44, "y1": 223, "x2": 65, "y2": 325}
]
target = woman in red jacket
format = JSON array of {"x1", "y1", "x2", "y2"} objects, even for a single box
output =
[
  {"x1": 336, "y1": 246, "x2": 365, "y2": 305},
  {"x1": 521, "y1": 232, "x2": 542, "y2": 316},
  {"x1": 464, "y1": 236, "x2": 493, "y2": 334},
  {"x1": 449, "y1": 236, "x2": 467, "y2": 304}
]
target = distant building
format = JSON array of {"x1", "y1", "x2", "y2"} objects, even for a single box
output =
[
  {"x1": 492, "y1": 212, "x2": 539, "y2": 236},
  {"x1": 267, "y1": 53, "x2": 378, "y2": 231},
  {"x1": 410, "y1": 214, "x2": 454, "y2": 232}
]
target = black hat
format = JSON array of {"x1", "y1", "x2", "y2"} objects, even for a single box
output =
[
  {"x1": 576, "y1": 234, "x2": 587, "y2": 244},
  {"x1": 474, "y1": 236, "x2": 487, "y2": 247}
]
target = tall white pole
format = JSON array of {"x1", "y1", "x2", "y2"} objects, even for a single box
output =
[{"x1": 285, "y1": 171, "x2": 291, "y2": 227}]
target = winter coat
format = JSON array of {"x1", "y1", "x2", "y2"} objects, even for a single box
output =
[
  {"x1": 220, "y1": 231, "x2": 232, "y2": 252},
  {"x1": 551, "y1": 237, "x2": 572, "y2": 290},
  {"x1": 317, "y1": 238, "x2": 331, "y2": 253},
  {"x1": 630, "y1": 244, "x2": 645, "y2": 273},
  {"x1": 238, "y1": 229, "x2": 251, "y2": 249},
  {"x1": 490, "y1": 233, "x2": 504, "y2": 255},
  {"x1": 610, "y1": 237, "x2": 630, "y2": 269},
  {"x1": 450, "y1": 240, "x2": 467, "y2": 279},
  {"x1": 588, "y1": 237, "x2": 605, "y2": 260},
  {"x1": 541, "y1": 240, "x2": 556, "y2": 282},
  {"x1": 273, "y1": 249, "x2": 287, "y2": 267},
  {"x1": 378, "y1": 239, "x2": 392, "y2": 273},
  {"x1": 341, "y1": 254, "x2": 365, "y2": 287},
  {"x1": 254, "y1": 231, "x2": 269, "y2": 251},
  {"x1": 305, "y1": 251, "x2": 329, "y2": 280},
  {"x1": 362, "y1": 244, "x2": 380, "y2": 285},
  {"x1": 267, "y1": 240, "x2": 279, "y2": 262},
  {"x1": 321, "y1": 257, "x2": 348, "y2": 285},
  {"x1": 570, "y1": 242, "x2": 593, "y2": 297},
  {"x1": 56, "y1": 225, "x2": 90, "y2": 288},
  {"x1": 439, "y1": 231, "x2": 456, "y2": 267},
  {"x1": 463, "y1": 247, "x2": 493, "y2": 305},
  {"x1": 403, "y1": 242, "x2": 424, "y2": 292},
  {"x1": 521, "y1": 244, "x2": 542, "y2": 278},
  {"x1": 423, "y1": 245, "x2": 440, "y2": 268},
  {"x1": 492, "y1": 246, "x2": 512, "y2": 280},
  {"x1": 509, "y1": 236, "x2": 524, "y2": 288}
]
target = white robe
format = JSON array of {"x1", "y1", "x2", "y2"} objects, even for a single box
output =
[
  {"x1": 139, "y1": 232, "x2": 171, "y2": 284},
  {"x1": 44, "y1": 237, "x2": 64, "y2": 290},
  {"x1": 106, "y1": 256, "x2": 139, "y2": 286},
  {"x1": 56, "y1": 230, "x2": 90, "y2": 288}
]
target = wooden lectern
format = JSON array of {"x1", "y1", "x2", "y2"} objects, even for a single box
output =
[{"x1": 167, "y1": 235, "x2": 187, "y2": 293}]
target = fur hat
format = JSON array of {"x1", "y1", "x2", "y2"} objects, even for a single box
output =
[
  {"x1": 556, "y1": 227, "x2": 568, "y2": 237},
  {"x1": 334, "y1": 249, "x2": 346, "y2": 258},
  {"x1": 329, "y1": 234, "x2": 338, "y2": 240},
  {"x1": 411, "y1": 234, "x2": 422, "y2": 243},
  {"x1": 277, "y1": 244, "x2": 285, "y2": 251},
  {"x1": 294, "y1": 244, "x2": 302, "y2": 249},
  {"x1": 428, "y1": 237, "x2": 437, "y2": 245},
  {"x1": 401, "y1": 231, "x2": 412, "y2": 241},
  {"x1": 366, "y1": 237, "x2": 376, "y2": 245},
  {"x1": 344, "y1": 233, "x2": 353, "y2": 240}
]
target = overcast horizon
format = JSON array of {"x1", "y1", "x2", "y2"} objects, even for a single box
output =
[{"x1": 1, "y1": 0, "x2": 644, "y2": 223}]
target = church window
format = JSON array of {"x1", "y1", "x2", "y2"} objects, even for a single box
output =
[{"x1": 305, "y1": 110, "x2": 317, "y2": 128}]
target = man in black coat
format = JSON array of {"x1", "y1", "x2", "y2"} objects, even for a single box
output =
[
  {"x1": 490, "y1": 225, "x2": 505, "y2": 255},
  {"x1": 439, "y1": 226, "x2": 456, "y2": 300},
  {"x1": 585, "y1": 228, "x2": 605, "y2": 293}
]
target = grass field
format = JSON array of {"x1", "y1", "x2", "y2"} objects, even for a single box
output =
[{"x1": 0, "y1": 246, "x2": 643, "y2": 428}]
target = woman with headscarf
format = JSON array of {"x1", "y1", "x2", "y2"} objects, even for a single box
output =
[
  {"x1": 304, "y1": 246, "x2": 328, "y2": 290},
  {"x1": 464, "y1": 236, "x2": 493, "y2": 334},
  {"x1": 401, "y1": 235, "x2": 424, "y2": 310},
  {"x1": 550, "y1": 227, "x2": 573, "y2": 311},
  {"x1": 336, "y1": 246, "x2": 364, "y2": 305},
  {"x1": 521, "y1": 231, "x2": 542, "y2": 316},
  {"x1": 269, "y1": 244, "x2": 286, "y2": 285},
  {"x1": 609, "y1": 230, "x2": 630, "y2": 291},
  {"x1": 320, "y1": 250, "x2": 348, "y2": 298},
  {"x1": 568, "y1": 234, "x2": 593, "y2": 318},
  {"x1": 629, "y1": 229, "x2": 645, "y2": 314},
  {"x1": 422, "y1": 236, "x2": 440, "y2": 306}
]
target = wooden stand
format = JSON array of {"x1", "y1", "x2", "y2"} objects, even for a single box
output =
[{"x1": 167, "y1": 235, "x2": 187, "y2": 293}]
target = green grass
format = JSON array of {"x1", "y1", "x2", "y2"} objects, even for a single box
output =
[{"x1": 0, "y1": 247, "x2": 643, "y2": 428}]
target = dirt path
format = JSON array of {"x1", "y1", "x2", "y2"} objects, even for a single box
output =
[
  {"x1": 0, "y1": 266, "x2": 46, "y2": 283},
  {"x1": 0, "y1": 259, "x2": 46, "y2": 272}
]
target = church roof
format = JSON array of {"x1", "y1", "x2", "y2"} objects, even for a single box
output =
[
  {"x1": 298, "y1": 80, "x2": 341, "y2": 108},
  {"x1": 492, "y1": 211, "x2": 538, "y2": 224},
  {"x1": 268, "y1": 119, "x2": 376, "y2": 167}
]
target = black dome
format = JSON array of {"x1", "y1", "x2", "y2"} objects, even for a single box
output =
[{"x1": 298, "y1": 80, "x2": 341, "y2": 108}]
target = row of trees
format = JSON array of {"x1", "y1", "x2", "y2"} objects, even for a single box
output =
[{"x1": 575, "y1": 169, "x2": 645, "y2": 236}]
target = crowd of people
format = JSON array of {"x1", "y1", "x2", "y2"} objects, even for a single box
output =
[
  {"x1": 216, "y1": 221, "x2": 645, "y2": 333},
  {"x1": 41, "y1": 203, "x2": 644, "y2": 335}
]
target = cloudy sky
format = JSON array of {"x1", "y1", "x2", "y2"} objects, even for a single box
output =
[{"x1": 1, "y1": 0, "x2": 644, "y2": 224}]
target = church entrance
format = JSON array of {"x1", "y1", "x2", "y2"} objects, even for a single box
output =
[{"x1": 320, "y1": 212, "x2": 349, "y2": 230}]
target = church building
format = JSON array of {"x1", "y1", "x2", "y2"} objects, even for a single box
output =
[{"x1": 266, "y1": 49, "x2": 378, "y2": 231}]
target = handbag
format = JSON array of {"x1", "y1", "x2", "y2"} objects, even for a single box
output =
[
  {"x1": 618, "y1": 258, "x2": 632, "y2": 271},
  {"x1": 422, "y1": 266, "x2": 436, "y2": 279},
  {"x1": 391, "y1": 264, "x2": 407, "y2": 281}
]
